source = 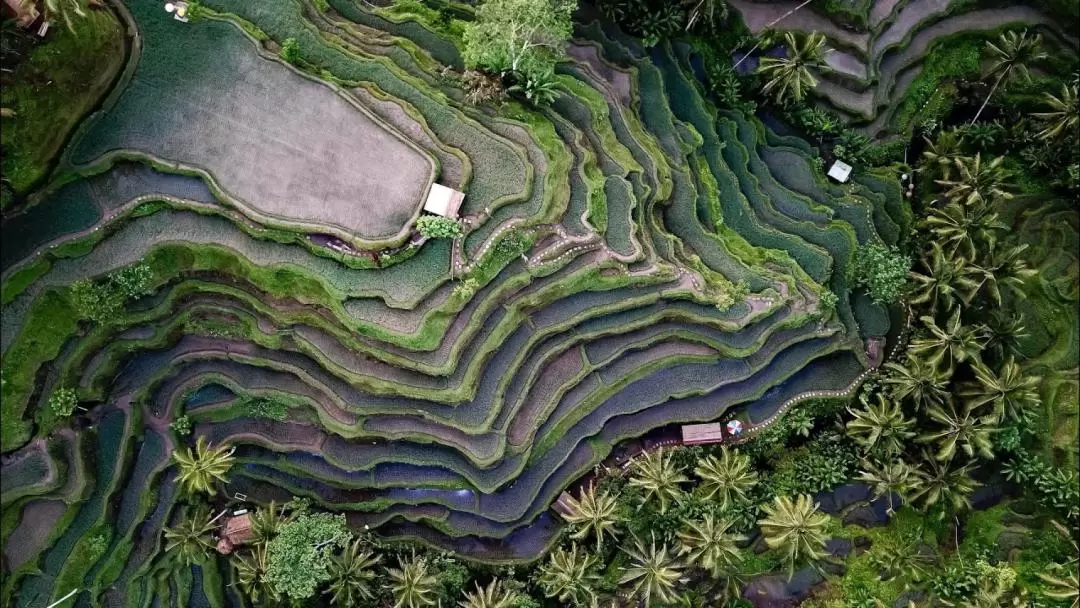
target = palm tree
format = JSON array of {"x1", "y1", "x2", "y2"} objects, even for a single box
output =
[
  {"x1": 694, "y1": 447, "x2": 758, "y2": 509},
  {"x1": 172, "y1": 436, "x2": 235, "y2": 496},
  {"x1": 619, "y1": 534, "x2": 686, "y2": 607},
  {"x1": 27, "y1": 0, "x2": 86, "y2": 31},
  {"x1": 757, "y1": 495, "x2": 830, "y2": 577},
  {"x1": 325, "y1": 538, "x2": 381, "y2": 607},
  {"x1": 388, "y1": 554, "x2": 439, "y2": 608},
  {"x1": 627, "y1": 448, "x2": 689, "y2": 514},
  {"x1": 936, "y1": 154, "x2": 1013, "y2": 209},
  {"x1": 1039, "y1": 568, "x2": 1079, "y2": 608},
  {"x1": 562, "y1": 485, "x2": 622, "y2": 551},
  {"x1": 234, "y1": 544, "x2": 280, "y2": 606},
  {"x1": 857, "y1": 459, "x2": 917, "y2": 514},
  {"x1": 164, "y1": 506, "x2": 216, "y2": 566},
  {"x1": 538, "y1": 543, "x2": 599, "y2": 607},
  {"x1": 908, "y1": 309, "x2": 988, "y2": 370},
  {"x1": 983, "y1": 311, "x2": 1028, "y2": 361},
  {"x1": 910, "y1": 454, "x2": 979, "y2": 514},
  {"x1": 908, "y1": 242, "x2": 981, "y2": 314},
  {"x1": 882, "y1": 355, "x2": 951, "y2": 411},
  {"x1": 918, "y1": 401, "x2": 998, "y2": 462},
  {"x1": 676, "y1": 514, "x2": 742, "y2": 577},
  {"x1": 250, "y1": 501, "x2": 289, "y2": 545},
  {"x1": 757, "y1": 32, "x2": 827, "y2": 104},
  {"x1": 459, "y1": 579, "x2": 516, "y2": 608},
  {"x1": 1034, "y1": 83, "x2": 1078, "y2": 141},
  {"x1": 845, "y1": 393, "x2": 916, "y2": 457},
  {"x1": 921, "y1": 202, "x2": 1005, "y2": 263},
  {"x1": 684, "y1": 0, "x2": 728, "y2": 31},
  {"x1": 971, "y1": 29, "x2": 1046, "y2": 124},
  {"x1": 970, "y1": 243, "x2": 1037, "y2": 306},
  {"x1": 919, "y1": 130, "x2": 965, "y2": 182},
  {"x1": 1037, "y1": 520, "x2": 1079, "y2": 607},
  {"x1": 869, "y1": 530, "x2": 936, "y2": 584},
  {"x1": 960, "y1": 358, "x2": 1041, "y2": 424}
]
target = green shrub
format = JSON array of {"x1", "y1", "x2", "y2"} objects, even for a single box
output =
[
  {"x1": 69, "y1": 261, "x2": 154, "y2": 322},
  {"x1": 170, "y1": 415, "x2": 192, "y2": 436},
  {"x1": 280, "y1": 38, "x2": 300, "y2": 64},
  {"x1": 849, "y1": 243, "x2": 910, "y2": 304},
  {"x1": 416, "y1": 215, "x2": 463, "y2": 239},
  {"x1": 238, "y1": 395, "x2": 292, "y2": 421},
  {"x1": 265, "y1": 510, "x2": 352, "y2": 601},
  {"x1": 48, "y1": 387, "x2": 79, "y2": 417}
]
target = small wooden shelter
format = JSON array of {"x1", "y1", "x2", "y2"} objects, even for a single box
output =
[
  {"x1": 827, "y1": 160, "x2": 853, "y2": 183},
  {"x1": 423, "y1": 183, "x2": 465, "y2": 219},
  {"x1": 215, "y1": 512, "x2": 254, "y2": 555},
  {"x1": 681, "y1": 423, "x2": 726, "y2": 446}
]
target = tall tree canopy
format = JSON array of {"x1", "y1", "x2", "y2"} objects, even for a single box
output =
[{"x1": 463, "y1": 0, "x2": 576, "y2": 80}]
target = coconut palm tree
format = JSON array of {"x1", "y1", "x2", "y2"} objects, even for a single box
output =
[
  {"x1": 684, "y1": 0, "x2": 728, "y2": 31},
  {"x1": 971, "y1": 29, "x2": 1046, "y2": 124},
  {"x1": 676, "y1": 513, "x2": 742, "y2": 578},
  {"x1": 459, "y1": 579, "x2": 516, "y2": 608},
  {"x1": 910, "y1": 454, "x2": 979, "y2": 514},
  {"x1": 869, "y1": 530, "x2": 936, "y2": 584},
  {"x1": 918, "y1": 401, "x2": 998, "y2": 462},
  {"x1": 388, "y1": 554, "x2": 439, "y2": 608},
  {"x1": 562, "y1": 485, "x2": 622, "y2": 551},
  {"x1": 325, "y1": 538, "x2": 381, "y2": 607},
  {"x1": 960, "y1": 358, "x2": 1041, "y2": 424},
  {"x1": 250, "y1": 501, "x2": 290, "y2": 545},
  {"x1": 983, "y1": 311, "x2": 1028, "y2": 361},
  {"x1": 920, "y1": 130, "x2": 966, "y2": 182},
  {"x1": 757, "y1": 32, "x2": 827, "y2": 104},
  {"x1": 908, "y1": 309, "x2": 988, "y2": 370},
  {"x1": 628, "y1": 448, "x2": 689, "y2": 514},
  {"x1": 538, "y1": 543, "x2": 599, "y2": 606},
  {"x1": 1035, "y1": 83, "x2": 1079, "y2": 141},
  {"x1": 693, "y1": 447, "x2": 758, "y2": 508},
  {"x1": 234, "y1": 544, "x2": 281, "y2": 606},
  {"x1": 857, "y1": 459, "x2": 918, "y2": 514},
  {"x1": 26, "y1": 0, "x2": 86, "y2": 31},
  {"x1": 936, "y1": 154, "x2": 1013, "y2": 209},
  {"x1": 1038, "y1": 568, "x2": 1079, "y2": 608},
  {"x1": 172, "y1": 436, "x2": 235, "y2": 496},
  {"x1": 757, "y1": 494, "x2": 830, "y2": 577},
  {"x1": 619, "y1": 534, "x2": 687, "y2": 607},
  {"x1": 882, "y1": 355, "x2": 951, "y2": 411},
  {"x1": 970, "y1": 243, "x2": 1037, "y2": 306},
  {"x1": 846, "y1": 393, "x2": 917, "y2": 457},
  {"x1": 908, "y1": 242, "x2": 982, "y2": 314},
  {"x1": 164, "y1": 506, "x2": 216, "y2": 566},
  {"x1": 921, "y1": 202, "x2": 1006, "y2": 263}
]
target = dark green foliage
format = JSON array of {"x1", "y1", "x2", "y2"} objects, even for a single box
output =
[
  {"x1": 237, "y1": 395, "x2": 292, "y2": 421},
  {"x1": 1004, "y1": 448, "x2": 1080, "y2": 524},
  {"x1": 849, "y1": 243, "x2": 910, "y2": 305},
  {"x1": 892, "y1": 36, "x2": 983, "y2": 135},
  {"x1": 765, "y1": 437, "x2": 859, "y2": 496},
  {"x1": 416, "y1": 215, "x2": 464, "y2": 239}
]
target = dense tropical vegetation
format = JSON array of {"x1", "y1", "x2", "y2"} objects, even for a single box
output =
[{"x1": 1, "y1": 0, "x2": 1077, "y2": 604}]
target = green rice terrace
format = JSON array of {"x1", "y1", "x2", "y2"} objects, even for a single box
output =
[{"x1": 0, "y1": 0, "x2": 1077, "y2": 605}]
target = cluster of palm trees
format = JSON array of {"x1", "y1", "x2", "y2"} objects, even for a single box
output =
[
  {"x1": 553, "y1": 446, "x2": 832, "y2": 606},
  {"x1": 838, "y1": 131, "x2": 1044, "y2": 525}
]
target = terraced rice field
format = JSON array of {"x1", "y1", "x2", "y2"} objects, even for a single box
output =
[
  {"x1": 1, "y1": 0, "x2": 905, "y2": 604},
  {"x1": 730, "y1": 0, "x2": 1078, "y2": 132}
]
